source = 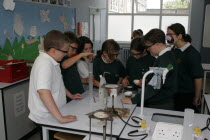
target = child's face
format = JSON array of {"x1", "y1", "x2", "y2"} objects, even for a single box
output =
[
  {"x1": 55, "y1": 43, "x2": 69, "y2": 61},
  {"x1": 145, "y1": 42, "x2": 159, "y2": 56},
  {"x1": 67, "y1": 43, "x2": 78, "y2": 56},
  {"x1": 130, "y1": 49, "x2": 145, "y2": 59},
  {"x1": 103, "y1": 51, "x2": 119, "y2": 62},
  {"x1": 83, "y1": 43, "x2": 92, "y2": 53},
  {"x1": 167, "y1": 29, "x2": 179, "y2": 45}
]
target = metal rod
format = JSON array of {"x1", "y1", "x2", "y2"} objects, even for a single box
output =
[
  {"x1": 112, "y1": 95, "x2": 114, "y2": 110},
  {"x1": 110, "y1": 120, "x2": 113, "y2": 140},
  {"x1": 103, "y1": 120, "x2": 107, "y2": 140},
  {"x1": 89, "y1": 62, "x2": 94, "y2": 103},
  {"x1": 121, "y1": 102, "x2": 124, "y2": 108},
  {"x1": 89, "y1": 118, "x2": 91, "y2": 140},
  {"x1": 121, "y1": 87, "x2": 125, "y2": 108},
  {"x1": 93, "y1": 14, "x2": 95, "y2": 42},
  {"x1": 103, "y1": 125, "x2": 106, "y2": 140},
  {"x1": 140, "y1": 70, "x2": 154, "y2": 118}
]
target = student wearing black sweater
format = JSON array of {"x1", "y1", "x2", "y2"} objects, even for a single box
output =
[
  {"x1": 122, "y1": 38, "x2": 155, "y2": 88},
  {"x1": 121, "y1": 29, "x2": 177, "y2": 110},
  {"x1": 167, "y1": 23, "x2": 204, "y2": 112}
]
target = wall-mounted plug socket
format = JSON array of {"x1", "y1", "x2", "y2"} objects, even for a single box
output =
[{"x1": 152, "y1": 122, "x2": 183, "y2": 140}]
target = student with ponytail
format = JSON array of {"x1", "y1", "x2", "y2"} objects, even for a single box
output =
[{"x1": 167, "y1": 23, "x2": 204, "y2": 112}]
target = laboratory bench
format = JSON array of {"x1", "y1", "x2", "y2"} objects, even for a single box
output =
[
  {"x1": 38, "y1": 89, "x2": 137, "y2": 140},
  {"x1": 0, "y1": 78, "x2": 36, "y2": 140},
  {"x1": 119, "y1": 107, "x2": 210, "y2": 140},
  {"x1": 38, "y1": 89, "x2": 210, "y2": 140}
]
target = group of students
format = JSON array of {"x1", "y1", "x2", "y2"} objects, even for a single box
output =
[
  {"x1": 121, "y1": 23, "x2": 203, "y2": 112},
  {"x1": 28, "y1": 29, "x2": 125, "y2": 124},
  {"x1": 28, "y1": 23, "x2": 203, "y2": 125}
]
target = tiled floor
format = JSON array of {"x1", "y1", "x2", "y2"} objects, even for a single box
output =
[{"x1": 27, "y1": 78, "x2": 210, "y2": 140}]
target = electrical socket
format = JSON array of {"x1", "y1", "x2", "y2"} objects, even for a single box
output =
[{"x1": 152, "y1": 122, "x2": 183, "y2": 140}]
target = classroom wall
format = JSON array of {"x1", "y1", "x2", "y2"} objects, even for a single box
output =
[
  {"x1": 0, "y1": 0, "x2": 76, "y2": 61},
  {"x1": 1, "y1": 0, "x2": 208, "y2": 62},
  {"x1": 200, "y1": 0, "x2": 210, "y2": 63},
  {"x1": 70, "y1": 0, "x2": 206, "y2": 54},
  {"x1": 190, "y1": 0, "x2": 205, "y2": 52},
  {"x1": 71, "y1": 0, "x2": 107, "y2": 51}
]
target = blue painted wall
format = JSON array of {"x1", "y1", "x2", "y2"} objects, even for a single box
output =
[{"x1": 0, "y1": 0, "x2": 76, "y2": 60}]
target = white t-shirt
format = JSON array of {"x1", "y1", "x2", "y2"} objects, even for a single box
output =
[
  {"x1": 28, "y1": 52, "x2": 66, "y2": 123},
  {"x1": 77, "y1": 60, "x2": 89, "y2": 78}
]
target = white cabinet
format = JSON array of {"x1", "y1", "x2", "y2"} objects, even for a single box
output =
[{"x1": 0, "y1": 79, "x2": 36, "y2": 140}]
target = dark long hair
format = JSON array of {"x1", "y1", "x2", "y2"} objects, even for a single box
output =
[
  {"x1": 96, "y1": 39, "x2": 120, "y2": 59},
  {"x1": 64, "y1": 31, "x2": 79, "y2": 44},
  {"x1": 77, "y1": 36, "x2": 93, "y2": 54},
  {"x1": 131, "y1": 29, "x2": 143, "y2": 39},
  {"x1": 167, "y1": 23, "x2": 192, "y2": 43},
  {"x1": 143, "y1": 28, "x2": 166, "y2": 45},
  {"x1": 130, "y1": 38, "x2": 145, "y2": 52}
]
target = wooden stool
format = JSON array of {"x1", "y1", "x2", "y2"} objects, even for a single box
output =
[{"x1": 54, "y1": 132, "x2": 85, "y2": 140}]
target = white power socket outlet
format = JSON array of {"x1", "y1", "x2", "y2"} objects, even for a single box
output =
[{"x1": 152, "y1": 122, "x2": 183, "y2": 140}]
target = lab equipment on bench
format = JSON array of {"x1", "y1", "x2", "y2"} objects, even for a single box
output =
[
  {"x1": 99, "y1": 75, "x2": 106, "y2": 105},
  {"x1": 87, "y1": 95, "x2": 117, "y2": 140},
  {"x1": 122, "y1": 66, "x2": 173, "y2": 139},
  {"x1": 151, "y1": 108, "x2": 209, "y2": 140},
  {"x1": 140, "y1": 65, "x2": 173, "y2": 119},
  {"x1": 88, "y1": 61, "x2": 93, "y2": 100},
  {"x1": 183, "y1": 109, "x2": 194, "y2": 140}
]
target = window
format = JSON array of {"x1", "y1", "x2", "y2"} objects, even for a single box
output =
[{"x1": 108, "y1": 0, "x2": 191, "y2": 42}]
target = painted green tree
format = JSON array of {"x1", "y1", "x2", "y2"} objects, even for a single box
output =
[
  {"x1": 23, "y1": 38, "x2": 39, "y2": 61},
  {"x1": 0, "y1": 36, "x2": 40, "y2": 61},
  {"x1": 0, "y1": 38, "x2": 13, "y2": 60},
  {"x1": 0, "y1": 45, "x2": 7, "y2": 60},
  {"x1": 13, "y1": 37, "x2": 22, "y2": 60}
]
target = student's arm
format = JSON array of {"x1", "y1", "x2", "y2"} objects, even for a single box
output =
[
  {"x1": 117, "y1": 77, "x2": 123, "y2": 85},
  {"x1": 38, "y1": 89, "x2": 77, "y2": 123},
  {"x1": 66, "y1": 89, "x2": 82, "y2": 100},
  {"x1": 188, "y1": 52, "x2": 203, "y2": 106},
  {"x1": 81, "y1": 78, "x2": 89, "y2": 84},
  {"x1": 61, "y1": 52, "x2": 94, "y2": 69},
  {"x1": 193, "y1": 78, "x2": 202, "y2": 106},
  {"x1": 81, "y1": 76, "x2": 94, "y2": 84}
]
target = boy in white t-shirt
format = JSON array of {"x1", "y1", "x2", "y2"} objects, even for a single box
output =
[{"x1": 28, "y1": 30, "x2": 77, "y2": 124}]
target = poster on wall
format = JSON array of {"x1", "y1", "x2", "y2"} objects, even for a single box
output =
[
  {"x1": 0, "y1": 1, "x2": 76, "y2": 61},
  {"x1": 14, "y1": 91, "x2": 26, "y2": 117}
]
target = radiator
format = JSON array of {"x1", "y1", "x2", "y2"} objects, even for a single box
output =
[{"x1": 119, "y1": 47, "x2": 130, "y2": 66}]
